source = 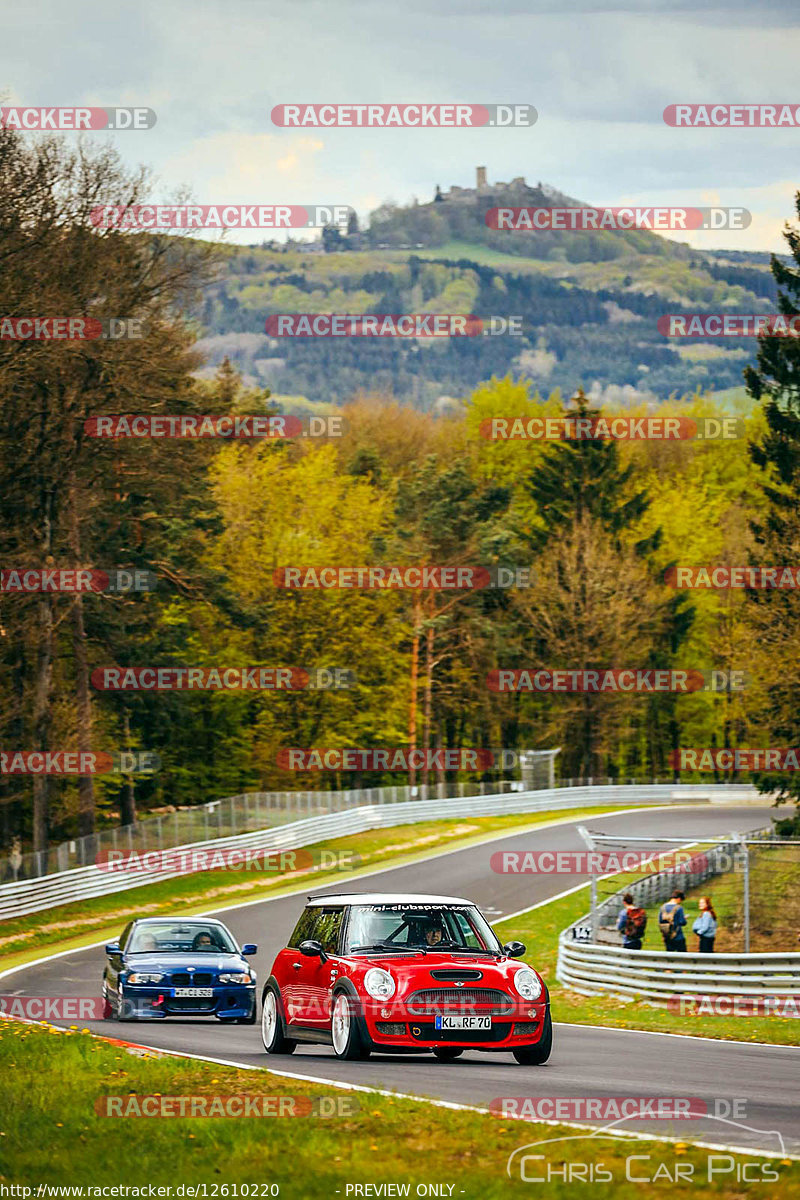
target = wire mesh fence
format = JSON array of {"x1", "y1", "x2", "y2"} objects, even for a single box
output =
[{"x1": 1, "y1": 752, "x2": 560, "y2": 883}]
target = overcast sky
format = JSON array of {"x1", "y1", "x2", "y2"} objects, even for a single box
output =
[{"x1": 3, "y1": 0, "x2": 799, "y2": 251}]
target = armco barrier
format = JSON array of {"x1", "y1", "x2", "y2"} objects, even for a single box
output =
[
  {"x1": 557, "y1": 941, "x2": 800, "y2": 1003},
  {"x1": 556, "y1": 827, "x2": 800, "y2": 1001},
  {"x1": 0, "y1": 783, "x2": 760, "y2": 922}
]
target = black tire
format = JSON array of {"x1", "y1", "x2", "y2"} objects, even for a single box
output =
[
  {"x1": 513, "y1": 1010, "x2": 552, "y2": 1065},
  {"x1": 432, "y1": 1047, "x2": 464, "y2": 1061},
  {"x1": 114, "y1": 988, "x2": 134, "y2": 1022},
  {"x1": 261, "y1": 985, "x2": 296, "y2": 1054},
  {"x1": 331, "y1": 989, "x2": 370, "y2": 1060}
]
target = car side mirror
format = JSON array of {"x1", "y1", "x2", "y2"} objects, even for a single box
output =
[
  {"x1": 503, "y1": 941, "x2": 526, "y2": 958},
  {"x1": 242, "y1": 944, "x2": 258, "y2": 956},
  {"x1": 299, "y1": 939, "x2": 327, "y2": 962},
  {"x1": 105, "y1": 942, "x2": 122, "y2": 955}
]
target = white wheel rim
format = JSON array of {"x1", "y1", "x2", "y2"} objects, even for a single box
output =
[
  {"x1": 262, "y1": 991, "x2": 278, "y2": 1049},
  {"x1": 331, "y1": 994, "x2": 350, "y2": 1054}
]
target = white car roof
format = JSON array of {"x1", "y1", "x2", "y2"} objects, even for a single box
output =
[{"x1": 306, "y1": 893, "x2": 475, "y2": 907}]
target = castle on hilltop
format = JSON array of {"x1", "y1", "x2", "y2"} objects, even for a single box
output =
[{"x1": 433, "y1": 166, "x2": 554, "y2": 205}]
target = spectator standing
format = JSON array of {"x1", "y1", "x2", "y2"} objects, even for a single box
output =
[
  {"x1": 658, "y1": 889, "x2": 687, "y2": 951},
  {"x1": 616, "y1": 892, "x2": 647, "y2": 949},
  {"x1": 692, "y1": 896, "x2": 717, "y2": 953}
]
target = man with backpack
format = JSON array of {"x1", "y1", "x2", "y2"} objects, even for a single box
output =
[
  {"x1": 617, "y1": 892, "x2": 647, "y2": 949},
  {"x1": 659, "y1": 889, "x2": 687, "y2": 952}
]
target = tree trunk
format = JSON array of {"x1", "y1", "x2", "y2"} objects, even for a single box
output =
[
  {"x1": 120, "y1": 709, "x2": 137, "y2": 826},
  {"x1": 70, "y1": 476, "x2": 95, "y2": 838},
  {"x1": 408, "y1": 592, "x2": 421, "y2": 788}
]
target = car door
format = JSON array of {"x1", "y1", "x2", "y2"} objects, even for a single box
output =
[
  {"x1": 106, "y1": 921, "x2": 133, "y2": 996},
  {"x1": 285, "y1": 907, "x2": 344, "y2": 1028}
]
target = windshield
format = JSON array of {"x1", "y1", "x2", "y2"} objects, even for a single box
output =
[
  {"x1": 127, "y1": 922, "x2": 237, "y2": 954},
  {"x1": 344, "y1": 904, "x2": 502, "y2": 954}
]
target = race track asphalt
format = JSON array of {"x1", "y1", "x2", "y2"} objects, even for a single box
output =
[{"x1": 4, "y1": 804, "x2": 798, "y2": 1158}]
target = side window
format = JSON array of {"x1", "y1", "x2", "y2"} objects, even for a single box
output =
[
  {"x1": 451, "y1": 911, "x2": 483, "y2": 949},
  {"x1": 288, "y1": 908, "x2": 320, "y2": 949},
  {"x1": 119, "y1": 922, "x2": 133, "y2": 949},
  {"x1": 315, "y1": 909, "x2": 344, "y2": 954}
]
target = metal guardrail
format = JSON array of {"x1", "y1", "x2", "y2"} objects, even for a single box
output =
[
  {"x1": 556, "y1": 827, "x2": 800, "y2": 1000},
  {"x1": 2, "y1": 769, "x2": 563, "y2": 883},
  {"x1": 0, "y1": 782, "x2": 759, "y2": 922}
]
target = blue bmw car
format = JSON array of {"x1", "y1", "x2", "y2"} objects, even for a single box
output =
[{"x1": 102, "y1": 917, "x2": 258, "y2": 1023}]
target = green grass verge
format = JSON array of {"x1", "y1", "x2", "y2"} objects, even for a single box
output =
[
  {"x1": 0, "y1": 807, "x2": 615, "y2": 973},
  {"x1": 0, "y1": 1019, "x2": 796, "y2": 1195}
]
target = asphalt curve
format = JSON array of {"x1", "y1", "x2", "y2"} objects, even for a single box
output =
[{"x1": 4, "y1": 804, "x2": 798, "y2": 1157}]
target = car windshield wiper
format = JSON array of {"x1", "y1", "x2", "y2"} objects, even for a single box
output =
[
  {"x1": 349, "y1": 943, "x2": 421, "y2": 954},
  {"x1": 434, "y1": 945, "x2": 504, "y2": 957}
]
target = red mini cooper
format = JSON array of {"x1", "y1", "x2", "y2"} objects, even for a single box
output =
[{"x1": 261, "y1": 893, "x2": 551, "y2": 1064}]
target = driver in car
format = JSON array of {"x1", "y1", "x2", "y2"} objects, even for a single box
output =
[{"x1": 192, "y1": 931, "x2": 215, "y2": 950}]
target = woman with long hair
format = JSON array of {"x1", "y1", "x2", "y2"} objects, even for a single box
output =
[{"x1": 692, "y1": 896, "x2": 717, "y2": 953}]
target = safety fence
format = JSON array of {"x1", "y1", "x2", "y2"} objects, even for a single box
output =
[
  {"x1": 556, "y1": 828, "x2": 800, "y2": 1001},
  {"x1": 0, "y1": 782, "x2": 759, "y2": 921}
]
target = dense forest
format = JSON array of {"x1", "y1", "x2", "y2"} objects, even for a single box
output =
[{"x1": 3, "y1": 127, "x2": 800, "y2": 855}]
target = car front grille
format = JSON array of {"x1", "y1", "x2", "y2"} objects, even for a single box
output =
[
  {"x1": 512, "y1": 1021, "x2": 540, "y2": 1036},
  {"x1": 166, "y1": 997, "x2": 216, "y2": 1012},
  {"x1": 406, "y1": 988, "x2": 514, "y2": 1016},
  {"x1": 170, "y1": 973, "x2": 213, "y2": 986},
  {"x1": 408, "y1": 1022, "x2": 511, "y2": 1043}
]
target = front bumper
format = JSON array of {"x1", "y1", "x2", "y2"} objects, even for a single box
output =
[
  {"x1": 118, "y1": 984, "x2": 256, "y2": 1020},
  {"x1": 361, "y1": 997, "x2": 549, "y2": 1050}
]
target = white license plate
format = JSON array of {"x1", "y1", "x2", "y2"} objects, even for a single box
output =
[
  {"x1": 434, "y1": 1015, "x2": 491, "y2": 1030},
  {"x1": 174, "y1": 987, "x2": 214, "y2": 997}
]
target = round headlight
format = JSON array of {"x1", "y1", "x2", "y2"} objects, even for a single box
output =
[
  {"x1": 364, "y1": 967, "x2": 396, "y2": 1000},
  {"x1": 513, "y1": 968, "x2": 542, "y2": 1001},
  {"x1": 127, "y1": 972, "x2": 164, "y2": 984}
]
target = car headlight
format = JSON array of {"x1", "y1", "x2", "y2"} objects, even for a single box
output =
[
  {"x1": 512, "y1": 968, "x2": 543, "y2": 1001},
  {"x1": 364, "y1": 967, "x2": 396, "y2": 1000},
  {"x1": 127, "y1": 972, "x2": 164, "y2": 984},
  {"x1": 219, "y1": 972, "x2": 253, "y2": 984}
]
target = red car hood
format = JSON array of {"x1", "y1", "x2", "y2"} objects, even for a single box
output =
[{"x1": 342, "y1": 950, "x2": 543, "y2": 992}]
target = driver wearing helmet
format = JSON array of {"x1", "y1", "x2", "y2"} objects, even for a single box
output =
[{"x1": 418, "y1": 913, "x2": 447, "y2": 947}]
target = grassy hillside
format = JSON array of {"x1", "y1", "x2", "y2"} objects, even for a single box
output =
[{"x1": 191, "y1": 185, "x2": 779, "y2": 408}]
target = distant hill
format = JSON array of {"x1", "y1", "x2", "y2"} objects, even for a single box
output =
[{"x1": 193, "y1": 169, "x2": 780, "y2": 409}]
